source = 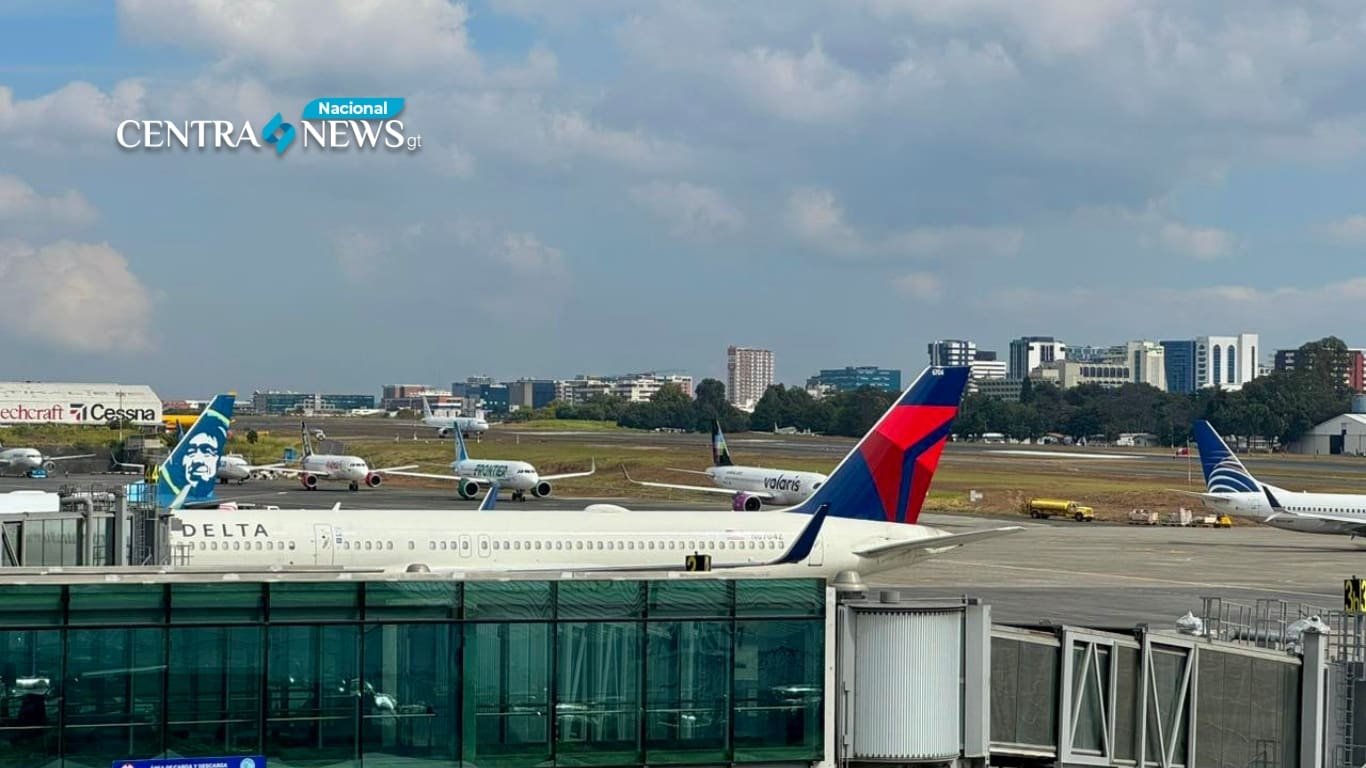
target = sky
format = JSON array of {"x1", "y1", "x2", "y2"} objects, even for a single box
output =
[{"x1": 4, "y1": 1, "x2": 1366, "y2": 397}]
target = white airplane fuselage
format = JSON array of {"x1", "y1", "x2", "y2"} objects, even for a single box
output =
[
  {"x1": 452, "y1": 459, "x2": 544, "y2": 494},
  {"x1": 426, "y1": 415, "x2": 490, "y2": 436},
  {"x1": 1201, "y1": 486, "x2": 1366, "y2": 538},
  {"x1": 217, "y1": 455, "x2": 252, "y2": 483},
  {"x1": 707, "y1": 466, "x2": 827, "y2": 506},
  {"x1": 0, "y1": 448, "x2": 45, "y2": 474},
  {"x1": 301, "y1": 454, "x2": 379, "y2": 489},
  {"x1": 168, "y1": 507, "x2": 953, "y2": 577}
]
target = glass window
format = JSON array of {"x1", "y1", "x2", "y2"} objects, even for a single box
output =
[
  {"x1": 557, "y1": 623, "x2": 642, "y2": 766},
  {"x1": 171, "y1": 583, "x2": 263, "y2": 624},
  {"x1": 464, "y1": 622, "x2": 552, "y2": 768},
  {"x1": 733, "y1": 620, "x2": 824, "y2": 762},
  {"x1": 649, "y1": 580, "x2": 732, "y2": 619},
  {"x1": 558, "y1": 582, "x2": 645, "y2": 620},
  {"x1": 166, "y1": 626, "x2": 263, "y2": 758},
  {"x1": 362, "y1": 623, "x2": 459, "y2": 766},
  {"x1": 465, "y1": 582, "x2": 552, "y2": 621},
  {"x1": 0, "y1": 629, "x2": 62, "y2": 767},
  {"x1": 68, "y1": 584, "x2": 164, "y2": 625},
  {"x1": 735, "y1": 580, "x2": 824, "y2": 618},
  {"x1": 645, "y1": 621, "x2": 731, "y2": 763},
  {"x1": 265, "y1": 624, "x2": 359, "y2": 766},
  {"x1": 269, "y1": 583, "x2": 359, "y2": 622},
  {"x1": 63, "y1": 627, "x2": 165, "y2": 767},
  {"x1": 365, "y1": 582, "x2": 460, "y2": 621},
  {"x1": 0, "y1": 585, "x2": 62, "y2": 627}
]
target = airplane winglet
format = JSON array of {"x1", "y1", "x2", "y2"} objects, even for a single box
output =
[
  {"x1": 479, "y1": 483, "x2": 499, "y2": 511},
  {"x1": 774, "y1": 503, "x2": 829, "y2": 565},
  {"x1": 1263, "y1": 485, "x2": 1285, "y2": 513}
]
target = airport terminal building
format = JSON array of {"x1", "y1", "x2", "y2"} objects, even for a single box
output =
[{"x1": 0, "y1": 383, "x2": 161, "y2": 426}]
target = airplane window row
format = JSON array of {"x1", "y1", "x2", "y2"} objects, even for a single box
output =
[
  {"x1": 480, "y1": 538, "x2": 784, "y2": 553},
  {"x1": 341, "y1": 540, "x2": 394, "y2": 551},
  {"x1": 188, "y1": 540, "x2": 296, "y2": 551}
]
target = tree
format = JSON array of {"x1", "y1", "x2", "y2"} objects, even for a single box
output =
[
  {"x1": 246, "y1": 429, "x2": 259, "y2": 444},
  {"x1": 1297, "y1": 336, "x2": 1353, "y2": 398}
]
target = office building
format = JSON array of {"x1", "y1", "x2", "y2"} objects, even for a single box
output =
[
  {"x1": 1008, "y1": 336, "x2": 1065, "y2": 380},
  {"x1": 1273, "y1": 349, "x2": 1298, "y2": 372},
  {"x1": 1125, "y1": 341, "x2": 1167, "y2": 391},
  {"x1": 727, "y1": 346, "x2": 774, "y2": 410},
  {"x1": 1063, "y1": 344, "x2": 1121, "y2": 363},
  {"x1": 251, "y1": 391, "x2": 376, "y2": 415},
  {"x1": 1032, "y1": 360, "x2": 1132, "y2": 389},
  {"x1": 927, "y1": 340, "x2": 976, "y2": 367},
  {"x1": 1274, "y1": 347, "x2": 1366, "y2": 393},
  {"x1": 1161, "y1": 340, "x2": 1197, "y2": 394},
  {"x1": 1195, "y1": 333, "x2": 1259, "y2": 391},
  {"x1": 969, "y1": 350, "x2": 1007, "y2": 382},
  {"x1": 557, "y1": 373, "x2": 694, "y2": 405},
  {"x1": 507, "y1": 379, "x2": 557, "y2": 411},
  {"x1": 805, "y1": 367, "x2": 902, "y2": 395},
  {"x1": 975, "y1": 378, "x2": 1024, "y2": 402}
]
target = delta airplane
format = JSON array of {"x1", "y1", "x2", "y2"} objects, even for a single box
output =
[
  {"x1": 625, "y1": 421, "x2": 827, "y2": 510},
  {"x1": 163, "y1": 366, "x2": 1025, "y2": 577},
  {"x1": 268, "y1": 424, "x2": 417, "y2": 492},
  {"x1": 1185, "y1": 420, "x2": 1366, "y2": 538},
  {"x1": 0, "y1": 445, "x2": 95, "y2": 477},
  {"x1": 386, "y1": 426, "x2": 595, "y2": 501},
  {"x1": 420, "y1": 397, "x2": 489, "y2": 438}
]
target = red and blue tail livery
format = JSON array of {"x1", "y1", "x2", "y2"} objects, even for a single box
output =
[{"x1": 793, "y1": 366, "x2": 969, "y2": 524}]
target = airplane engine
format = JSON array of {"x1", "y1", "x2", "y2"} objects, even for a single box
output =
[
  {"x1": 533, "y1": 481, "x2": 552, "y2": 498},
  {"x1": 365, "y1": 472, "x2": 383, "y2": 488},
  {"x1": 458, "y1": 478, "x2": 480, "y2": 499},
  {"x1": 42, "y1": 460, "x2": 56, "y2": 472},
  {"x1": 732, "y1": 492, "x2": 763, "y2": 512},
  {"x1": 438, "y1": 427, "x2": 453, "y2": 438},
  {"x1": 300, "y1": 474, "x2": 319, "y2": 490}
]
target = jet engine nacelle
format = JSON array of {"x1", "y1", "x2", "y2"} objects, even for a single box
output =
[
  {"x1": 457, "y1": 478, "x2": 480, "y2": 499},
  {"x1": 300, "y1": 474, "x2": 319, "y2": 490},
  {"x1": 42, "y1": 460, "x2": 56, "y2": 472},
  {"x1": 732, "y1": 492, "x2": 763, "y2": 512},
  {"x1": 438, "y1": 427, "x2": 453, "y2": 438},
  {"x1": 533, "y1": 481, "x2": 552, "y2": 498},
  {"x1": 365, "y1": 472, "x2": 383, "y2": 488}
]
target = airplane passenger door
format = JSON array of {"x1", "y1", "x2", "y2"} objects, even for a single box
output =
[
  {"x1": 477, "y1": 534, "x2": 491, "y2": 558},
  {"x1": 807, "y1": 539, "x2": 823, "y2": 567},
  {"x1": 314, "y1": 524, "x2": 334, "y2": 565},
  {"x1": 459, "y1": 534, "x2": 472, "y2": 558}
]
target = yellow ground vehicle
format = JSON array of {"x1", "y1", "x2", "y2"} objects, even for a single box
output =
[{"x1": 1022, "y1": 498, "x2": 1095, "y2": 522}]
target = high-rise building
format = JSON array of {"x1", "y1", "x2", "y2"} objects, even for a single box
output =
[
  {"x1": 1272, "y1": 346, "x2": 1366, "y2": 393},
  {"x1": 1195, "y1": 333, "x2": 1259, "y2": 391},
  {"x1": 1160, "y1": 340, "x2": 1196, "y2": 394},
  {"x1": 506, "y1": 379, "x2": 557, "y2": 411},
  {"x1": 1125, "y1": 341, "x2": 1167, "y2": 391},
  {"x1": 805, "y1": 367, "x2": 902, "y2": 395},
  {"x1": 927, "y1": 340, "x2": 976, "y2": 367},
  {"x1": 1008, "y1": 336, "x2": 1065, "y2": 380},
  {"x1": 727, "y1": 346, "x2": 774, "y2": 410}
]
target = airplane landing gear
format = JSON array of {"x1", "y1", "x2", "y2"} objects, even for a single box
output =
[
  {"x1": 349, "y1": 481, "x2": 360, "y2": 492},
  {"x1": 512, "y1": 491, "x2": 526, "y2": 502}
]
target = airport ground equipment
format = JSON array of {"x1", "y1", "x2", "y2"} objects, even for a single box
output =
[{"x1": 1022, "y1": 497, "x2": 1095, "y2": 521}]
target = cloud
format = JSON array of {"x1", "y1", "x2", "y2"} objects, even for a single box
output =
[
  {"x1": 785, "y1": 186, "x2": 1022, "y2": 258},
  {"x1": 1324, "y1": 214, "x2": 1366, "y2": 245},
  {"x1": 0, "y1": 240, "x2": 153, "y2": 353},
  {"x1": 0, "y1": 80, "x2": 145, "y2": 149},
  {"x1": 631, "y1": 181, "x2": 744, "y2": 239},
  {"x1": 333, "y1": 233, "x2": 388, "y2": 285},
  {"x1": 0, "y1": 175, "x2": 97, "y2": 229},
  {"x1": 729, "y1": 37, "x2": 870, "y2": 123},
  {"x1": 893, "y1": 271, "x2": 943, "y2": 301},
  {"x1": 888, "y1": 226, "x2": 1023, "y2": 257},
  {"x1": 866, "y1": 0, "x2": 1139, "y2": 56},
  {"x1": 785, "y1": 187, "x2": 865, "y2": 254},
  {"x1": 1159, "y1": 220, "x2": 1235, "y2": 260},
  {"x1": 496, "y1": 232, "x2": 566, "y2": 279}
]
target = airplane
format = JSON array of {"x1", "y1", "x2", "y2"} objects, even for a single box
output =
[
  {"x1": 420, "y1": 396, "x2": 489, "y2": 439},
  {"x1": 385, "y1": 424, "x2": 594, "y2": 501},
  {"x1": 624, "y1": 420, "x2": 827, "y2": 510},
  {"x1": 0, "y1": 445, "x2": 96, "y2": 477},
  {"x1": 112, "y1": 444, "x2": 275, "y2": 485},
  {"x1": 152, "y1": 394, "x2": 236, "y2": 509},
  {"x1": 1184, "y1": 420, "x2": 1366, "y2": 538},
  {"x1": 163, "y1": 365, "x2": 1025, "y2": 577},
  {"x1": 267, "y1": 423, "x2": 418, "y2": 492}
]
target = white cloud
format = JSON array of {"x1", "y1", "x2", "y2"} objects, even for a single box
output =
[
  {"x1": 0, "y1": 240, "x2": 153, "y2": 353},
  {"x1": 893, "y1": 271, "x2": 943, "y2": 301},
  {"x1": 0, "y1": 80, "x2": 145, "y2": 149},
  {"x1": 729, "y1": 38, "x2": 870, "y2": 123},
  {"x1": 631, "y1": 181, "x2": 744, "y2": 239},
  {"x1": 0, "y1": 175, "x2": 97, "y2": 228},
  {"x1": 333, "y1": 233, "x2": 388, "y2": 285},
  {"x1": 785, "y1": 187, "x2": 865, "y2": 254},
  {"x1": 1159, "y1": 220, "x2": 1235, "y2": 260},
  {"x1": 889, "y1": 225, "x2": 1023, "y2": 257},
  {"x1": 866, "y1": 0, "x2": 1139, "y2": 56},
  {"x1": 1325, "y1": 214, "x2": 1366, "y2": 245},
  {"x1": 496, "y1": 232, "x2": 566, "y2": 279}
]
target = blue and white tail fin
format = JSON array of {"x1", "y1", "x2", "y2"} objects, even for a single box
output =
[
  {"x1": 422, "y1": 396, "x2": 434, "y2": 419},
  {"x1": 711, "y1": 421, "x2": 734, "y2": 467},
  {"x1": 156, "y1": 394, "x2": 234, "y2": 509},
  {"x1": 791, "y1": 366, "x2": 969, "y2": 524},
  {"x1": 453, "y1": 423, "x2": 470, "y2": 463},
  {"x1": 1192, "y1": 420, "x2": 1260, "y2": 493}
]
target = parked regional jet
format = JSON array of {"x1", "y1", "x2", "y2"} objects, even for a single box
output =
[
  {"x1": 386, "y1": 426, "x2": 594, "y2": 501},
  {"x1": 113, "y1": 446, "x2": 274, "y2": 484},
  {"x1": 0, "y1": 445, "x2": 95, "y2": 477},
  {"x1": 625, "y1": 421, "x2": 827, "y2": 510},
  {"x1": 163, "y1": 366, "x2": 1024, "y2": 578},
  {"x1": 1185, "y1": 420, "x2": 1366, "y2": 538},
  {"x1": 421, "y1": 397, "x2": 489, "y2": 438},
  {"x1": 267, "y1": 423, "x2": 417, "y2": 492}
]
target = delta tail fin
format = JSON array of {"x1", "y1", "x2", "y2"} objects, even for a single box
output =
[
  {"x1": 791, "y1": 366, "x2": 969, "y2": 524},
  {"x1": 711, "y1": 420, "x2": 734, "y2": 467},
  {"x1": 156, "y1": 394, "x2": 234, "y2": 509},
  {"x1": 1192, "y1": 420, "x2": 1260, "y2": 493}
]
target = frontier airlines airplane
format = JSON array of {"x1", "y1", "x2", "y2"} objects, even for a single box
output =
[{"x1": 164, "y1": 366, "x2": 1022, "y2": 576}]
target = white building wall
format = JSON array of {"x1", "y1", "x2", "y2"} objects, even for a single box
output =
[
  {"x1": 1195, "y1": 333, "x2": 1259, "y2": 390},
  {"x1": 0, "y1": 382, "x2": 162, "y2": 425}
]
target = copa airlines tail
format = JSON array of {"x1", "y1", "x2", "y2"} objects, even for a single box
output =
[
  {"x1": 712, "y1": 421, "x2": 734, "y2": 466},
  {"x1": 1193, "y1": 420, "x2": 1261, "y2": 493},
  {"x1": 156, "y1": 394, "x2": 235, "y2": 509}
]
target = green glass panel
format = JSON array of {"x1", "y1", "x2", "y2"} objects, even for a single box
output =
[
  {"x1": 465, "y1": 581, "x2": 552, "y2": 620},
  {"x1": 733, "y1": 620, "x2": 824, "y2": 762},
  {"x1": 62, "y1": 725, "x2": 161, "y2": 768},
  {"x1": 464, "y1": 622, "x2": 552, "y2": 768},
  {"x1": 171, "y1": 583, "x2": 264, "y2": 623},
  {"x1": 0, "y1": 629, "x2": 61, "y2": 768},
  {"x1": 734, "y1": 579, "x2": 824, "y2": 618},
  {"x1": 556, "y1": 623, "x2": 642, "y2": 766},
  {"x1": 63, "y1": 627, "x2": 165, "y2": 767},
  {"x1": 645, "y1": 621, "x2": 731, "y2": 764},
  {"x1": 364, "y1": 581, "x2": 460, "y2": 620},
  {"x1": 265, "y1": 624, "x2": 359, "y2": 767},
  {"x1": 268, "y1": 582, "x2": 359, "y2": 622},
  {"x1": 648, "y1": 580, "x2": 731, "y2": 619},
  {"x1": 557, "y1": 581, "x2": 645, "y2": 620},
  {"x1": 68, "y1": 584, "x2": 164, "y2": 624},
  {"x1": 166, "y1": 626, "x2": 263, "y2": 757},
  {"x1": 361, "y1": 623, "x2": 460, "y2": 766},
  {"x1": 0, "y1": 585, "x2": 62, "y2": 627}
]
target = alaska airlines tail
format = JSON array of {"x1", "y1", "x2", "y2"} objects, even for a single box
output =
[
  {"x1": 156, "y1": 394, "x2": 234, "y2": 508},
  {"x1": 1192, "y1": 420, "x2": 1261, "y2": 493},
  {"x1": 711, "y1": 421, "x2": 734, "y2": 466},
  {"x1": 453, "y1": 422, "x2": 471, "y2": 463},
  {"x1": 792, "y1": 366, "x2": 969, "y2": 524}
]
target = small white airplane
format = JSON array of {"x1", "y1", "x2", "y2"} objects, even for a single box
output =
[
  {"x1": 420, "y1": 396, "x2": 489, "y2": 438},
  {"x1": 0, "y1": 445, "x2": 95, "y2": 477},
  {"x1": 165, "y1": 365, "x2": 1024, "y2": 576},
  {"x1": 111, "y1": 450, "x2": 276, "y2": 484},
  {"x1": 1184, "y1": 420, "x2": 1366, "y2": 539},
  {"x1": 625, "y1": 421, "x2": 827, "y2": 510},
  {"x1": 386, "y1": 424, "x2": 594, "y2": 501},
  {"x1": 268, "y1": 423, "x2": 418, "y2": 492}
]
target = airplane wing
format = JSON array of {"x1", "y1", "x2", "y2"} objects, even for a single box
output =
[
  {"x1": 1261, "y1": 486, "x2": 1366, "y2": 530},
  {"x1": 382, "y1": 469, "x2": 491, "y2": 484},
  {"x1": 1166, "y1": 489, "x2": 1238, "y2": 507},
  {"x1": 268, "y1": 467, "x2": 332, "y2": 478},
  {"x1": 46, "y1": 453, "x2": 96, "y2": 462},
  {"x1": 372, "y1": 464, "x2": 421, "y2": 474},
  {"x1": 665, "y1": 467, "x2": 713, "y2": 476},
  {"x1": 621, "y1": 466, "x2": 774, "y2": 499},
  {"x1": 853, "y1": 527, "x2": 1026, "y2": 559},
  {"x1": 109, "y1": 452, "x2": 144, "y2": 471},
  {"x1": 541, "y1": 459, "x2": 596, "y2": 482}
]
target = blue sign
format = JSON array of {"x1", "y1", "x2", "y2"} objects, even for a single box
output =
[
  {"x1": 29, "y1": 468, "x2": 46, "y2": 479},
  {"x1": 113, "y1": 757, "x2": 264, "y2": 768}
]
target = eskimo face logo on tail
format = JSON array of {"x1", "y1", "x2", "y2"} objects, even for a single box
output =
[
  {"x1": 1207, "y1": 458, "x2": 1259, "y2": 493},
  {"x1": 158, "y1": 395, "x2": 234, "y2": 506}
]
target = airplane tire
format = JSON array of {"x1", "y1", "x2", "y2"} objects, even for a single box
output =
[{"x1": 349, "y1": 481, "x2": 360, "y2": 492}]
